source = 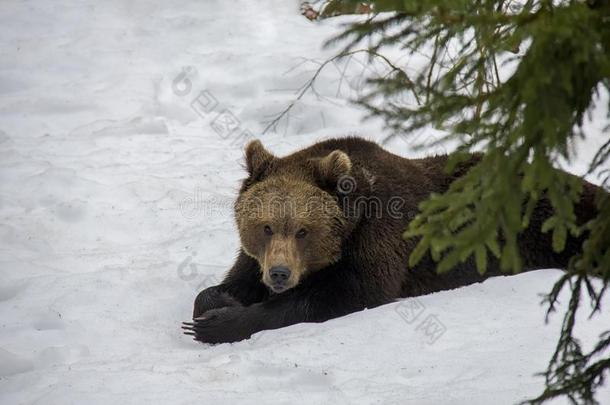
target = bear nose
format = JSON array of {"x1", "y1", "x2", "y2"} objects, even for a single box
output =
[{"x1": 269, "y1": 266, "x2": 291, "y2": 283}]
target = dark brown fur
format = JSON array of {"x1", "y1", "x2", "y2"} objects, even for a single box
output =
[{"x1": 184, "y1": 137, "x2": 602, "y2": 344}]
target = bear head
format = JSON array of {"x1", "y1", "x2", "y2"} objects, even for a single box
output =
[{"x1": 235, "y1": 140, "x2": 353, "y2": 293}]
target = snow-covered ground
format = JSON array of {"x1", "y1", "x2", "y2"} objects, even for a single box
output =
[{"x1": 0, "y1": 1, "x2": 608, "y2": 404}]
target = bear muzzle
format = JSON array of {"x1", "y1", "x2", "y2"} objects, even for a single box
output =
[{"x1": 269, "y1": 266, "x2": 292, "y2": 292}]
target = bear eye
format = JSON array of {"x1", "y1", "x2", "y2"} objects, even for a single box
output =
[
  {"x1": 295, "y1": 228, "x2": 308, "y2": 239},
  {"x1": 264, "y1": 225, "x2": 273, "y2": 236}
]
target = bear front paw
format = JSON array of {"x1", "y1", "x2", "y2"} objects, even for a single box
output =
[
  {"x1": 182, "y1": 306, "x2": 258, "y2": 344},
  {"x1": 192, "y1": 287, "x2": 242, "y2": 319}
]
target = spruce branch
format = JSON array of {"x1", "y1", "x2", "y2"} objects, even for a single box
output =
[{"x1": 329, "y1": 0, "x2": 610, "y2": 402}]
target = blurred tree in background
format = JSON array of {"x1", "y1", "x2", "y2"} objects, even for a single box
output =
[{"x1": 321, "y1": 0, "x2": 610, "y2": 403}]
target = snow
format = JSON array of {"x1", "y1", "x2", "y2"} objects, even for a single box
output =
[{"x1": 0, "y1": 1, "x2": 608, "y2": 404}]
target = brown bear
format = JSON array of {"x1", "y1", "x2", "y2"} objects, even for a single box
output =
[{"x1": 182, "y1": 137, "x2": 601, "y2": 344}]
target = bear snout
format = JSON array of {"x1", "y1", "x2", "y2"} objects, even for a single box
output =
[{"x1": 269, "y1": 266, "x2": 291, "y2": 290}]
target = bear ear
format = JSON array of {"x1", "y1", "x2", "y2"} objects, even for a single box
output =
[
  {"x1": 245, "y1": 139, "x2": 275, "y2": 176},
  {"x1": 312, "y1": 150, "x2": 352, "y2": 188}
]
